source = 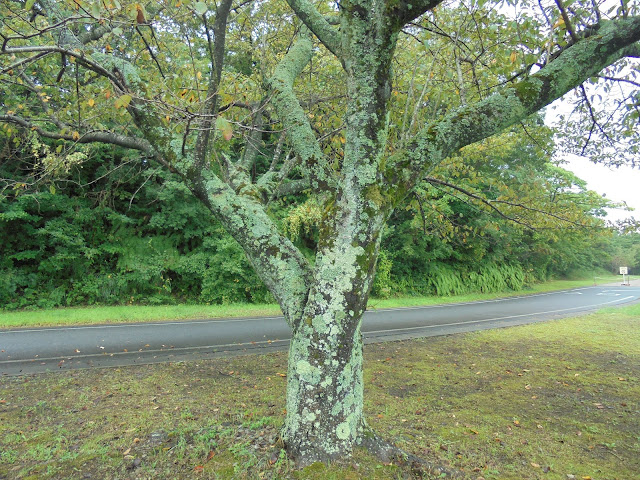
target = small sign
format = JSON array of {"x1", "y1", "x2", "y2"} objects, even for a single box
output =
[{"x1": 620, "y1": 267, "x2": 628, "y2": 275}]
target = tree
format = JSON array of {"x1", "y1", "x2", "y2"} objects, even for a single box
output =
[{"x1": 2, "y1": 0, "x2": 639, "y2": 468}]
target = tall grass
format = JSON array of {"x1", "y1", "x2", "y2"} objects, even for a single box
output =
[{"x1": 425, "y1": 263, "x2": 527, "y2": 296}]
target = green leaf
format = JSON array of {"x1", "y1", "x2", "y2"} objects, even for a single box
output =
[
  {"x1": 25, "y1": 0, "x2": 36, "y2": 10},
  {"x1": 49, "y1": 185, "x2": 56, "y2": 195},
  {"x1": 215, "y1": 116, "x2": 233, "y2": 141},
  {"x1": 114, "y1": 94, "x2": 132, "y2": 109},
  {"x1": 194, "y1": 2, "x2": 207, "y2": 15}
]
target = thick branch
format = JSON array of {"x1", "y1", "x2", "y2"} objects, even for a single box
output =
[
  {"x1": 269, "y1": 37, "x2": 334, "y2": 191},
  {"x1": 195, "y1": 174, "x2": 313, "y2": 325},
  {"x1": 395, "y1": 15, "x2": 640, "y2": 195},
  {"x1": 387, "y1": 0, "x2": 447, "y2": 32},
  {"x1": 192, "y1": 0, "x2": 233, "y2": 171},
  {"x1": 285, "y1": 0, "x2": 342, "y2": 58}
]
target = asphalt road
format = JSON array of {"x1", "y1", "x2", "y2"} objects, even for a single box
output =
[{"x1": 2, "y1": 285, "x2": 639, "y2": 376}]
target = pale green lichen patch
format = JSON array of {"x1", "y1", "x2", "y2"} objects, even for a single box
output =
[
  {"x1": 336, "y1": 422, "x2": 351, "y2": 440},
  {"x1": 295, "y1": 359, "x2": 321, "y2": 384}
]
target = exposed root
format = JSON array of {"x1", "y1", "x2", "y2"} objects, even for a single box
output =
[{"x1": 358, "y1": 427, "x2": 461, "y2": 478}]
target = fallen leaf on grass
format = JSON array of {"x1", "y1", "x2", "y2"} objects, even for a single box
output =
[
  {"x1": 194, "y1": 465, "x2": 204, "y2": 472},
  {"x1": 206, "y1": 450, "x2": 215, "y2": 461},
  {"x1": 530, "y1": 462, "x2": 540, "y2": 468}
]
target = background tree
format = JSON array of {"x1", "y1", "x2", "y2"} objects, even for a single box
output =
[{"x1": 2, "y1": 0, "x2": 639, "y2": 468}]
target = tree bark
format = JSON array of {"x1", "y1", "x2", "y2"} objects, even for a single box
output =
[{"x1": 283, "y1": 308, "x2": 365, "y2": 464}]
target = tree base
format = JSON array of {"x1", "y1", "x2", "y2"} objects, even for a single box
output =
[
  {"x1": 358, "y1": 428, "x2": 460, "y2": 478},
  {"x1": 281, "y1": 425, "x2": 460, "y2": 477}
]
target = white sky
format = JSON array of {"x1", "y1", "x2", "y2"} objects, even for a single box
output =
[{"x1": 560, "y1": 154, "x2": 640, "y2": 223}]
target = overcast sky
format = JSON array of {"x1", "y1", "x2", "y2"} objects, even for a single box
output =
[{"x1": 560, "y1": 154, "x2": 639, "y2": 223}]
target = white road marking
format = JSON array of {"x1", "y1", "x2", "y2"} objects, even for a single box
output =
[
  {"x1": 4, "y1": 296, "x2": 634, "y2": 365},
  {"x1": 365, "y1": 296, "x2": 635, "y2": 336}
]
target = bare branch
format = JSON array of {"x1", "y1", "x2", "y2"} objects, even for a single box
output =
[
  {"x1": 554, "y1": 0, "x2": 578, "y2": 43},
  {"x1": 0, "y1": 114, "x2": 155, "y2": 154},
  {"x1": 1, "y1": 45, "x2": 125, "y2": 89},
  {"x1": 192, "y1": 0, "x2": 233, "y2": 173},
  {"x1": 424, "y1": 177, "x2": 587, "y2": 229}
]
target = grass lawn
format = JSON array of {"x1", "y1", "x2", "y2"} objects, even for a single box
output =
[
  {"x1": 0, "y1": 276, "x2": 622, "y2": 329},
  {"x1": 1, "y1": 302, "x2": 638, "y2": 479}
]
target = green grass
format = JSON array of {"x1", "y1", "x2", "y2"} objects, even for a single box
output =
[
  {"x1": 1, "y1": 303, "x2": 638, "y2": 479},
  {"x1": 0, "y1": 303, "x2": 282, "y2": 329},
  {"x1": 0, "y1": 275, "x2": 623, "y2": 329}
]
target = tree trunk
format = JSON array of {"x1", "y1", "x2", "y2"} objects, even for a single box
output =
[
  {"x1": 282, "y1": 308, "x2": 365, "y2": 464},
  {"x1": 280, "y1": 187, "x2": 388, "y2": 464}
]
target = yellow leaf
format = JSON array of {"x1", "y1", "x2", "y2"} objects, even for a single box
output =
[
  {"x1": 72, "y1": 131, "x2": 80, "y2": 141},
  {"x1": 196, "y1": 71, "x2": 202, "y2": 80},
  {"x1": 87, "y1": 98, "x2": 95, "y2": 107},
  {"x1": 510, "y1": 51, "x2": 517, "y2": 64},
  {"x1": 553, "y1": 17, "x2": 565, "y2": 28}
]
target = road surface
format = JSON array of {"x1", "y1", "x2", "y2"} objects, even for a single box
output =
[{"x1": 2, "y1": 285, "x2": 639, "y2": 376}]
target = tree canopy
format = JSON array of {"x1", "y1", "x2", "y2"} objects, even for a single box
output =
[{"x1": 2, "y1": 0, "x2": 639, "y2": 468}]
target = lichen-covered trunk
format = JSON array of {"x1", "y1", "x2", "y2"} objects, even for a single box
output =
[
  {"x1": 281, "y1": 193, "x2": 388, "y2": 464},
  {"x1": 282, "y1": 309, "x2": 365, "y2": 464}
]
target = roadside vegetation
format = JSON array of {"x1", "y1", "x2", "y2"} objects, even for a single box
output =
[
  {"x1": 0, "y1": 275, "x2": 623, "y2": 329},
  {"x1": 1, "y1": 303, "x2": 638, "y2": 479}
]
